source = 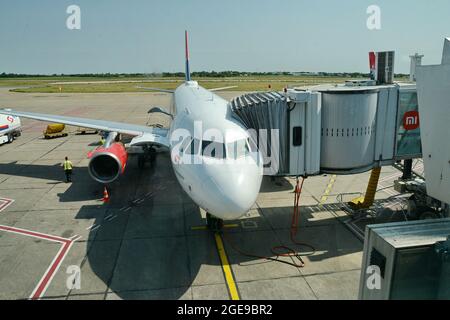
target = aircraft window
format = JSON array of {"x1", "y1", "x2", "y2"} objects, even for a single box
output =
[
  {"x1": 186, "y1": 138, "x2": 200, "y2": 155},
  {"x1": 202, "y1": 140, "x2": 226, "y2": 159},
  {"x1": 227, "y1": 139, "x2": 250, "y2": 159}
]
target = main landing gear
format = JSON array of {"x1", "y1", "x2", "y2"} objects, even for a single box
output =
[
  {"x1": 138, "y1": 146, "x2": 157, "y2": 169},
  {"x1": 206, "y1": 212, "x2": 224, "y2": 232}
]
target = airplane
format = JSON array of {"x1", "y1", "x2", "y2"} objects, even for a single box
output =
[{"x1": 0, "y1": 31, "x2": 263, "y2": 231}]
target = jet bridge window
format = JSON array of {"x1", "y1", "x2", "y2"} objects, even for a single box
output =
[
  {"x1": 293, "y1": 127, "x2": 302, "y2": 146},
  {"x1": 202, "y1": 140, "x2": 226, "y2": 159},
  {"x1": 227, "y1": 139, "x2": 250, "y2": 159}
]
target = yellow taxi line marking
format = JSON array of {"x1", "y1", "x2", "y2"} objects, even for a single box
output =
[
  {"x1": 224, "y1": 224, "x2": 239, "y2": 228},
  {"x1": 319, "y1": 175, "x2": 337, "y2": 206},
  {"x1": 214, "y1": 233, "x2": 240, "y2": 300},
  {"x1": 190, "y1": 224, "x2": 239, "y2": 231},
  {"x1": 191, "y1": 226, "x2": 207, "y2": 231}
]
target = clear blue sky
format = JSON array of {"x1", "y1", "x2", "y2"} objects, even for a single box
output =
[{"x1": 1, "y1": 0, "x2": 450, "y2": 74}]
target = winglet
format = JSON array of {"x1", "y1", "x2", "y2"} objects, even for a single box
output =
[{"x1": 185, "y1": 30, "x2": 191, "y2": 82}]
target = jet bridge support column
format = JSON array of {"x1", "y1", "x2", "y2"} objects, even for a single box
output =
[{"x1": 402, "y1": 159, "x2": 413, "y2": 180}]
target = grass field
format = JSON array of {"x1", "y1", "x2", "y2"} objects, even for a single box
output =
[{"x1": 0, "y1": 75, "x2": 409, "y2": 93}]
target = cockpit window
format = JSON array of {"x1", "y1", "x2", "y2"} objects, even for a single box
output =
[
  {"x1": 202, "y1": 140, "x2": 226, "y2": 159},
  {"x1": 227, "y1": 139, "x2": 250, "y2": 159}
]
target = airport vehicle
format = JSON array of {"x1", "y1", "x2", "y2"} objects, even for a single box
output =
[
  {"x1": 0, "y1": 32, "x2": 263, "y2": 229},
  {"x1": 76, "y1": 127, "x2": 99, "y2": 135},
  {"x1": 43, "y1": 123, "x2": 68, "y2": 139},
  {"x1": 0, "y1": 112, "x2": 21, "y2": 145}
]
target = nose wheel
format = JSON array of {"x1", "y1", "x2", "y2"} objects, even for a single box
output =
[{"x1": 206, "y1": 213, "x2": 224, "y2": 232}]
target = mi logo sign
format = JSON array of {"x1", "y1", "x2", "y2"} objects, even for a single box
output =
[{"x1": 403, "y1": 111, "x2": 420, "y2": 131}]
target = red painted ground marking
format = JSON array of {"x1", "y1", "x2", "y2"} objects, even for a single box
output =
[
  {"x1": 30, "y1": 240, "x2": 73, "y2": 299},
  {"x1": 0, "y1": 225, "x2": 79, "y2": 300}
]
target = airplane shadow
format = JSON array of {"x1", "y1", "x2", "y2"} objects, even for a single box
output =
[
  {"x1": 0, "y1": 161, "x2": 104, "y2": 202},
  {"x1": 0, "y1": 154, "x2": 363, "y2": 300},
  {"x1": 78, "y1": 155, "x2": 362, "y2": 300}
]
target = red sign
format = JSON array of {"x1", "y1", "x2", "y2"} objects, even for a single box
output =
[
  {"x1": 6, "y1": 116, "x2": 14, "y2": 123},
  {"x1": 403, "y1": 111, "x2": 420, "y2": 130},
  {"x1": 369, "y1": 52, "x2": 376, "y2": 69}
]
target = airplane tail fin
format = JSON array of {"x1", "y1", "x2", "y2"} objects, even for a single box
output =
[{"x1": 185, "y1": 30, "x2": 191, "y2": 82}]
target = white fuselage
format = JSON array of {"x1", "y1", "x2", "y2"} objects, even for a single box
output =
[{"x1": 168, "y1": 81, "x2": 263, "y2": 220}]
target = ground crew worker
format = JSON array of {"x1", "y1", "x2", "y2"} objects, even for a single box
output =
[{"x1": 63, "y1": 156, "x2": 73, "y2": 183}]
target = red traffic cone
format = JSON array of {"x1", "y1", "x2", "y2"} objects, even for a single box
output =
[{"x1": 102, "y1": 187, "x2": 110, "y2": 203}]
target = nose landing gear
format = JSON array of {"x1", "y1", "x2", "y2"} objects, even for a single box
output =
[{"x1": 206, "y1": 212, "x2": 224, "y2": 232}]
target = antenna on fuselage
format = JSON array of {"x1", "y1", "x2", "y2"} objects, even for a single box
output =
[{"x1": 185, "y1": 30, "x2": 191, "y2": 82}]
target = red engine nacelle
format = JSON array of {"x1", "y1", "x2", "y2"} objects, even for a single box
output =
[{"x1": 87, "y1": 143, "x2": 128, "y2": 183}]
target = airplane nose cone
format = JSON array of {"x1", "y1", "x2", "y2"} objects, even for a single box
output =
[{"x1": 202, "y1": 162, "x2": 262, "y2": 220}]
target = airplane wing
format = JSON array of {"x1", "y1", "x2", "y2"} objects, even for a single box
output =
[{"x1": 0, "y1": 109, "x2": 170, "y2": 146}]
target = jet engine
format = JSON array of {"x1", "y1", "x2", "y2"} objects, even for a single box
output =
[{"x1": 88, "y1": 143, "x2": 128, "y2": 183}]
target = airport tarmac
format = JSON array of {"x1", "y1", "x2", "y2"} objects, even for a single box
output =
[{"x1": 0, "y1": 88, "x2": 415, "y2": 300}]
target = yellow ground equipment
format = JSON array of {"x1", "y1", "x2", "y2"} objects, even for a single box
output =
[
  {"x1": 44, "y1": 123, "x2": 68, "y2": 139},
  {"x1": 348, "y1": 167, "x2": 382, "y2": 210}
]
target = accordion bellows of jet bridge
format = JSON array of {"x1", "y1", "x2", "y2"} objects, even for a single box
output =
[{"x1": 230, "y1": 92, "x2": 290, "y2": 174}]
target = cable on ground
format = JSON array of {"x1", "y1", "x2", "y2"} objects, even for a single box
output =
[{"x1": 221, "y1": 176, "x2": 315, "y2": 269}]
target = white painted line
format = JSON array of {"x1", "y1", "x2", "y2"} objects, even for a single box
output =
[
  {"x1": 29, "y1": 240, "x2": 75, "y2": 300},
  {"x1": 86, "y1": 224, "x2": 97, "y2": 230},
  {"x1": 89, "y1": 225, "x2": 100, "y2": 232},
  {"x1": 0, "y1": 225, "x2": 68, "y2": 243},
  {"x1": 0, "y1": 225, "x2": 75, "y2": 300},
  {"x1": 379, "y1": 164, "x2": 424, "y2": 183},
  {"x1": 0, "y1": 198, "x2": 15, "y2": 213},
  {"x1": 72, "y1": 236, "x2": 82, "y2": 242},
  {"x1": 379, "y1": 172, "x2": 402, "y2": 183}
]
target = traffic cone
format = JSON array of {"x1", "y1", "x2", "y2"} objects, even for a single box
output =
[{"x1": 102, "y1": 187, "x2": 110, "y2": 203}]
